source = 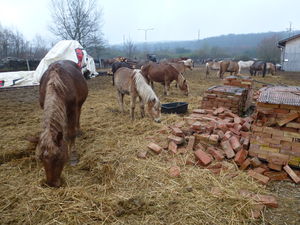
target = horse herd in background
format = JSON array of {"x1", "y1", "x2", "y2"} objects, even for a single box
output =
[{"x1": 205, "y1": 59, "x2": 276, "y2": 78}]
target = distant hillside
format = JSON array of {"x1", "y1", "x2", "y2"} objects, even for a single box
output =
[{"x1": 110, "y1": 31, "x2": 298, "y2": 59}]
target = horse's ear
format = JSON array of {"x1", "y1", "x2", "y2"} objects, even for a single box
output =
[
  {"x1": 55, "y1": 132, "x2": 63, "y2": 147},
  {"x1": 26, "y1": 136, "x2": 39, "y2": 144}
]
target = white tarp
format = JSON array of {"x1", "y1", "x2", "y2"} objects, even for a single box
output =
[{"x1": 0, "y1": 40, "x2": 98, "y2": 87}]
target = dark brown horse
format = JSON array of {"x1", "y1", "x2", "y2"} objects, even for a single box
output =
[
  {"x1": 250, "y1": 61, "x2": 267, "y2": 77},
  {"x1": 37, "y1": 60, "x2": 88, "y2": 187},
  {"x1": 141, "y1": 62, "x2": 189, "y2": 96},
  {"x1": 218, "y1": 60, "x2": 239, "y2": 78}
]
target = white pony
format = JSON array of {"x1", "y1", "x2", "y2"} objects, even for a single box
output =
[
  {"x1": 238, "y1": 60, "x2": 254, "y2": 73},
  {"x1": 114, "y1": 67, "x2": 161, "y2": 122},
  {"x1": 205, "y1": 61, "x2": 221, "y2": 77}
]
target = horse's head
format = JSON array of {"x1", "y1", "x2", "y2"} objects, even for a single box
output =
[
  {"x1": 178, "y1": 74, "x2": 189, "y2": 96},
  {"x1": 147, "y1": 98, "x2": 161, "y2": 123},
  {"x1": 182, "y1": 59, "x2": 193, "y2": 70},
  {"x1": 37, "y1": 131, "x2": 68, "y2": 187}
]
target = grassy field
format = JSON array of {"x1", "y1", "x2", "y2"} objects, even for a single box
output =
[{"x1": 0, "y1": 66, "x2": 300, "y2": 225}]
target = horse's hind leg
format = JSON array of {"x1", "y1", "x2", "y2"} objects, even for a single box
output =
[
  {"x1": 67, "y1": 108, "x2": 79, "y2": 166},
  {"x1": 117, "y1": 91, "x2": 125, "y2": 113},
  {"x1": 139, "y1": 96, "x2": 145, "y2": 118},
  {"x1": 164, "y1": 82, "x2": 170, "y2": 95},
  {"x1": 75, "y1": 104, "x2": 83, "y2": 136},
  {"x1": 130, "y1": 95, "x2": 137, "y2": 120}
]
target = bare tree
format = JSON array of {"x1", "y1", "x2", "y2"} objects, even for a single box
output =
[
  {"x1": 49, "y1": 0, "x2": 103, "y2": 48},
  {"x1": 257, "y1": 35, "x2": 281, "y2": 62},
  {"x1": 123, "y1": 38, "x2": 136, "y2": 59}
]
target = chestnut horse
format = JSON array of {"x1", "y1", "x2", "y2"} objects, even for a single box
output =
[
  {"x1": 218, "y1": 60, "x2": 239, "y2": 78},
  {"x1": 141, "y1": 62, "x2": 189, "y2": 96},
  {"x1": 37, "y1": 60, "x2": 88, "y2": 187},
  {"x1": 114, "y1": 67, "x2": 161, "y2": 122}
]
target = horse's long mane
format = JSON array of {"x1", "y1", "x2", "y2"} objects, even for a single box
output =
[
  {"x1": 133, "y1": 69, "x2": 159, "y2": 107},
  {"x1": 39, "y1": 68, "x2": 67, "y2": 157}
]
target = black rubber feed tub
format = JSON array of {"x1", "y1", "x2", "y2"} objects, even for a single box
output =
[{"x1": 161, "y1": 102, "x2": 188, "y2": 114}]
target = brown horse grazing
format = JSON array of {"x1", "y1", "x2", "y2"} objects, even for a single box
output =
[
  {"x1": 141, "y1": 62, "x2": 189, "y2": 96},
  {"x1": 218, "y1": 60, "x2": 239, "y2": 78},
  {"x1": 114, "y1": 67, "x2": 161, "y2": 122},
  {"x1": 266, "y1": 62, "x2": 276, "y2": 75},
  {"x1": 37, "y1": 60, "x2": 88, "y2": 187}
]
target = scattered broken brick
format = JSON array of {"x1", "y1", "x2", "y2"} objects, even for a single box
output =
[
  {"x1": 234, "y1": 149, "x2": 248, "y2": 165},
  {"x1": 168, "y1": 141, "x2": 178, "y2": 154},
  {"x1": 147, "y1": 143, "x2": 162, "y2": 154},
  {"x1": 221, "y1": 140, "x2": 235, "y2": 158},
  {"x1": 283, "y1": 165, "x2": 300, "y2": 184},
  {"x1": 169, "y1": 166, "x2": 181, "y2": 177},
  {"x1": 168, "y1": 135, "x2": 185, "y2": 145},
  {"x1": 248, "y1": 170, "x2": 270, "y2": 185},
  {"x1": 194, "y1": 150, "x2": 212, "y2": 166}
]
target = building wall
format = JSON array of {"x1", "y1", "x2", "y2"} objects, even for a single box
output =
[{"x1": 282, "y1": 37, "x2": 300, "y2": 71}]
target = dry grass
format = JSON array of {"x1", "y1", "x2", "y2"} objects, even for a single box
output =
[{"x1": 0, "y1": 67, "x2": 300, "y2": 225}]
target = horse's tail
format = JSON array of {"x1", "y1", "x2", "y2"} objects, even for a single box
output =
[{"x1": 263, "y1": 62, "x2": 267, "y2": 77}]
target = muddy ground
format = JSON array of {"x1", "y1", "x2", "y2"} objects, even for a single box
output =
[{"x1": 0, "y1": 66, "x2": 299, "y2": 224}]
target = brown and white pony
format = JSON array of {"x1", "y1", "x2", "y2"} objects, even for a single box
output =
[
  {"x1": 218, "y1": 60, "x2": 239, "y2": 78},
  {"x1": 141, "y1": 62, "x2": 189, "y2": 96},
  {"x1": 37, "y1": 60, "x2": 88, "y2": 187},
  {"x1": 114, "y1": 68, "x2": 161, "y2": 122},
  {"x1": 205, "y1": 61, "x2": 220, "y2": 77}
]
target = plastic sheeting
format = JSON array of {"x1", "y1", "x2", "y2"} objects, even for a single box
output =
[{"x1": 0, "y1": 40, "x2": 97, "y2": 87}]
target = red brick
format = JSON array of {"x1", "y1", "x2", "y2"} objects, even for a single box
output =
[
  {"x1": 252, "y1": 194, "x2": 278, "y2": 208},
  {"x1": 194, "y1": 133, "x2": 210, "y2": 143},
  {"x1": 217, "y1": 122, "x2": 228, "y2": 133},
  {"x1": 240, "y1": 131, "x2": 250, "y2": 138},
  {"x1": 168, "y1": 135, "x2": 184, "y2": 145},
  {"x1": 213, "y1": 107, "x2": 225, "y2": 115},
  {"x1": 267, "y1": 153, "x2": 290, "y2": 166},
  {"x1": 216, "y1": 130, "x2": 225, "y2": 139},
  {"x1": 248, "y1": 170, "x2": 270, "y2": 185},
  {"x1": 169, "y1": 166, "x2": 181, "y2": 177},
  {"x1": 234, "y1": 117, "x2": 243, "y2": 124},
  {"x1": 194, "y1": 143, "x2": 205, "y2": 151},
  {"x1": 286, "y1": 122, "x2": 300, "y2": 129},
  {"x1": 277, "y1": 112, "x2": 299, "y2": 127},
  {"x1": 240, "y1": 158, "x2": 251, "y2": 170},
  {"x1": 229, "y1": 127, "x2": 240, "y2": 136},
  {"x1": 234, "y1": 123, "x2": 242, "y2": 132},
  {"x1": 253, "y1": 167, "x2": 267, "y2": 174},
  {"x1": 267, "y1": 162, "x2": 282, "y2": 171},
  {"x1": 168, "y1": 141, "x2": 178, "y2": 154},
  {"x1": 207, "y1": 147, "x2": 225, "y2": 161},
  {"x1": 191, "y1": 121, "x2": 202, "y2": 130},
  {"x1": 283, "y1": 165, "x2": 300, "y2": 184},
  {"x1": 250, "y1": 157, "x2": 262, "y2": 168},
  {"x1": 241, "y1": 122, "x2": 251, "y2": 131},
  {"x1": 234, "y1": 149, "x2": 248, "y2": 165},
  {"x1": 194, "y1": 150, "x2": 212, "y2": 166},
  {"x1": 147, "y1": 143, "x2": 162, "y2": 154},
  {"x1": 274, "y1": 108, "x2": 290, "y2": 114},
  {"x1": 252, "y1": 125, "x2": 263, "y2": 132},
  {"x1": 229, "y1": 136, "x2": 242, "y2": 152},
  {"x1": 222, "y1": 131, "x2": 233, "y2": 141},
  {"x1": 193, "y1": 109, "x2": 206, "y2": 114},
  {"x1": 137, "y1": 150, "x2": 148, "y2": 159},
  {"x1": 170, "y1": 126, "x2": 185, "y2": 137},
  {"x1": 186, "y1": 136, "x2": 195, "y2": 151},
  {"x1": 243, "y1": 137, "x2": 250, "y2": 150},
  {"x1": 221, "y1": 140, "x2": 235, "y2": 158},
  {"x1": 264, "y1": 171, "x2": 289, "y2": 181},
  {"x1": 209, "y1": 134, "x2": 219, "y2": 145}
]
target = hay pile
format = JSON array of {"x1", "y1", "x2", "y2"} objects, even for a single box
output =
[{"x1": 0, "y1": 68, "x2": 299, "y2": 224}]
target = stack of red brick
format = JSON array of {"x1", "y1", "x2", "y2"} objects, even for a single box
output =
[
  {"x1": 223, "y1": 76, "x2": 253, "y2": 111},
  {"x1": 249, "y1": 86, "x2": 300, "y2": 171},
  {"x1": 201, "y1": 76, "x2": 253, "y2": 116},
  {"x1": 201, "y1": 86, "x2": 248, "y2": 116}
]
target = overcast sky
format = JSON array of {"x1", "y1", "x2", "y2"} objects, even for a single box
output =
[{"x1": 0, "y1": 0, "x2": 299, "y2": 45}]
